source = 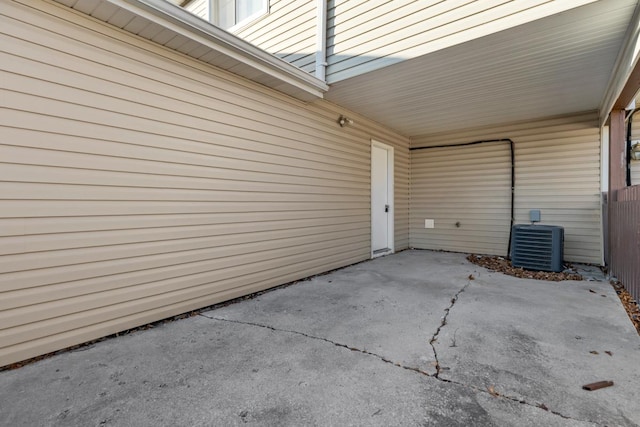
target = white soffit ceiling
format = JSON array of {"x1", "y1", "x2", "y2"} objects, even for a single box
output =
[{"x1": 326, "y1": 0, "x2": 639, "y2": 137}]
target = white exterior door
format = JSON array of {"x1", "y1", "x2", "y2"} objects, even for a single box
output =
[{"x1": 371, "y1": 141, "x2": 394, "y2": 256}]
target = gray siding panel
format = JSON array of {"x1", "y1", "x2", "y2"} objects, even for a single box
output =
[
  {"x1": 411, "y1": 112, "x2": 602, "y2": 264},
  {"x1": 0, "y1": 0, "x2": 409, "y2": 367}
]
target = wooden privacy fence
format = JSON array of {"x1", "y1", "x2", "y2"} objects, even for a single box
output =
[{"x1": 609, "y1": 185, "x2": 640, "y2": 301}]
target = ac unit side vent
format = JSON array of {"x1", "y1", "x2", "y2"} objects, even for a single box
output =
[{"x1": 510, "y1": 225, "x2": 564, "y2": 272}]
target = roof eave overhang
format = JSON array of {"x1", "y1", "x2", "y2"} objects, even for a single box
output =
[
  {"x1": 65, "y1": 0, "x2": 328, "y2": 101},
  {"x1": 600, "y1": 1, "x2": 640, "y2": 125}
]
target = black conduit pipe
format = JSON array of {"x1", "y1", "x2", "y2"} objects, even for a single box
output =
[{"x1": 410, "y1": 139, "x2": 516, "y2": 258}]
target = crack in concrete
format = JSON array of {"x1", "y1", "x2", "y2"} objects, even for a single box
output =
[
  {"x1": 199, "y1": 310, "x2": 592, "y2": 424},
  {"x1": 429, "y1": 280, "x2": 471, "y2": 378},
  {"x1": 434, "y1": 376, "x2": 591, "y2": 423},
  {"x1": 424, "y1": 280, "x2": 591, "y2": 424},
  {"x1": 198, "y1": 313, "x2": 432, "y2": 377}
]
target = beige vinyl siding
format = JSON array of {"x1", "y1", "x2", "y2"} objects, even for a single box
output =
[
  {"x1": 326, "y1": 0, "x2": 597, "y2": 83},
  {"x1": 411, "y1": 112, "x2": 602, "y2": 264},
  {"x1": 0, "y1": 0, "x2": 409, "y2": 367},
  {"x1": 394, "y1": 142, "x2": 410, "y2": 251},
  {"x1": 410, "y1": 141, "x2": 512, "y2": 256},
  {"x1": 628, "y1": 112, "x2": 640, "y2": 185},
  {"x1": 185, "y1": 0, "x2": 209, "y2": 21},
  {"x1": 632, "y1": 162, "x2": 640, "y2": 185},
  {"x1": 233, "y1": 0, "x2": 317, "y2": 73}
]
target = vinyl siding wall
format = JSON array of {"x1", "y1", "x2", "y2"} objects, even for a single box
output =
[
  {"x1": 632, "y1": 162, "x2": 640, "y2": 185},
  {"x1": 233, "y1": 0, "x2": 317, "y2": 73},
  {"x1": 411, "y1": 141, "x2": 512, "y2": 256},
  {"x1": 326, "y1": 0, "x2": 596, "y2": 83},
  {"x1": 0, "y1": 0, "x2": 409, "y2": 367},
  {"x1": 631, "y1": 160, "x2": 640, "y2": 185},
  {"x1": 411, "y1": 112, "x2": 602, "y2": 264},
  {"x1": 185, "y1": 0, "x2": 210, "y2": 21}
]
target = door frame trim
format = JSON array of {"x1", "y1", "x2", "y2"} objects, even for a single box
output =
[{"x1": 371, "y1": 140, "x2": 394, "y2": 258}]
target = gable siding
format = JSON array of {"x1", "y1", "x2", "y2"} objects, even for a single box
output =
[
  {"x1": 411, "y1": 112, "x2": 602, "y2": 264},
  {"x1": 185, "y1": 0, "x2": 210, "y2": 21},
  {"x1": 326, "y1": 0, "x2": 597, "y2": 83},
  {"x1": 0, "y1": 0, "x2": 409, "y2": 367},
  {"x1": 233, "y1": 0, "x2": 317, "y2": 73}
]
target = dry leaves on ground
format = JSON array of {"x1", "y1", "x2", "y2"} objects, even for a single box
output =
[
  {"x1": 466, "y1": 254, "x2": 583, "y2": 281},
  {"x1": 611, "y1": 281, "x2": 640, "y2": 335}
]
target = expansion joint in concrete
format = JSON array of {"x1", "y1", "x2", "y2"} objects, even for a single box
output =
[
  {"x1": 429, "y1": 279, "x2": 471, "y2": 378},
  {"x1": 198, "y1": 314, "x2": 431, "y2": 377}
]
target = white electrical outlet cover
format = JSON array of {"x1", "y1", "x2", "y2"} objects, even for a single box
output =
[{"x1": 424, "y1": 219, "x2": 435, "y2": 229}]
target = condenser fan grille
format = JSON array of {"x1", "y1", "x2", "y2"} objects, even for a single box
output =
[{"x1": 510, "y1": 225, "x2": 564, "y2": 272}]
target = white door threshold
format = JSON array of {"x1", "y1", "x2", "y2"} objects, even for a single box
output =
[{"x1": 372, "y1": 248, "x2": 393, "y2": 258}]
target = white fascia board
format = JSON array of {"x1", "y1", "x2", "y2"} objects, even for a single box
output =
[
  {"x1": 599, "y1": 1, "x2": 640, "y2": 125},
  {"x1": 106, "y1": 0, "x2": 328, "y2": 99}
]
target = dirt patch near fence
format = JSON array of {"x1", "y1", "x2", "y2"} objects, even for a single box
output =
[{"x1": 611, "y1": 281, "x2": 640, "y2": 335}]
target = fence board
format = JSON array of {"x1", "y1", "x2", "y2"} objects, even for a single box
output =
[{"x1": 610, "y1": 185, "x2": 640, "y2": 301}]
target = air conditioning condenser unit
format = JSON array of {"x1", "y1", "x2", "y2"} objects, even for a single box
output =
[{"x1": 510, "y1": 225, "x2": 564, "y2": 272}]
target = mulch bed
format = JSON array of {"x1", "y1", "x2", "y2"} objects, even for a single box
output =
[
  {"x1": 466, "y1": 254, "x2": 583, "y2": 281},
  {"x1": 467, "y1": 254, "x2": 640, "y2": 335}
]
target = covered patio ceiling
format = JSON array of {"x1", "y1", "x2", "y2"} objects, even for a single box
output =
[{"x1": 326, "y1": 0, "x2": 639, "y2": 138}]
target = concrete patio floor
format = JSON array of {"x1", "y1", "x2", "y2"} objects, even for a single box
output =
[{"x1": 1, "y1": 250, "x2": 640, "y2": 426}]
